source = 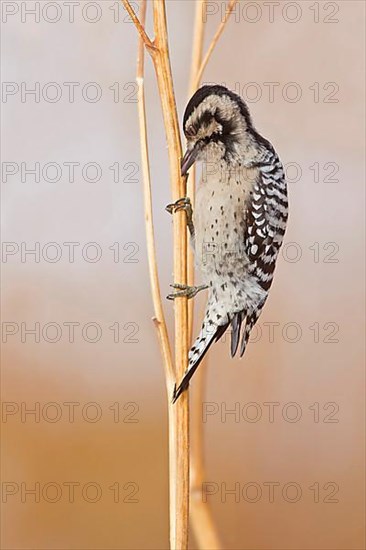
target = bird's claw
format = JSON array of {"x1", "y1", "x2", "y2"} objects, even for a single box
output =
[
  {"x1": 165, "y1": 197, "x2": 192, "y2": 216},
  {"x1": 166, "y1": 283, "x2": 208, "y2": 301},
  {"x1": 166, "y1": 197, "x2": 195, "y2": 237}
]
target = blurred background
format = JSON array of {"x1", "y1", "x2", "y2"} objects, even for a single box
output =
[{"x1": 1, "y1": 1, "x2": 365, "y2": 548}]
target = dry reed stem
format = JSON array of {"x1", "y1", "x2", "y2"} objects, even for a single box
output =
[
  {"x1": 190, "y1": 362, "x2": 222, "y2": 549},
  {"x1": 193, "y1": 0, "x2": 238, "y2": 91},
  {"x1": 135, "y1": 11, "x2": 178, "y2": 538},
  {"x1": 187, "y1": 0, "x2": 205, "y2": 341},
  {"x1": 123, "y1": 0, "x2": 189, "y2": 547},
  {"x1": 151, "y1": 4, "x2": 189, "y2": 547},
  {"x1": 136, "y1": 1, "x2": 175, "y2": 390},
  {"x1": 124, "y1": 1, "x2": 236, "y2": 547},
  {"x1": 186, "y1": 1, "x2": 221, "y2": 549},
  {"x1": 122, "y1": 0, "x2": 156, "y2": 51},
  {"x1": 188, "y1": 2, "x2": 237, "y2": 547}
]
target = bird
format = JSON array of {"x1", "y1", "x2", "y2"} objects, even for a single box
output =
[{"x1": 166, "y1": 84, "x2": 288, "y2": 403}]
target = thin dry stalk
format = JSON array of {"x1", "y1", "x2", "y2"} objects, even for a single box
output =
[
  {"x1": 185, "y1": 2, "x2": 221, "y2": 548},
  {"x1": 186, "y1": 0, "x2": 206, "y2": 340},
  {"x1": 123, "y1": 0, "x2": 190, "y2": 547},
  {"x1": 151, "y1": 4, "x2": 190, "y2": 547},
  {"x1": 136, "y1": 0, "x2": 175, "y2": 390},
  {"x1": 190, "y1": 362, "x2": 222, "y2": 549},
  {"x1": 187, "y1": 2, "x2": 237, "y2": 547},
  {"x1": 124, "y1": 1, "x2": 236, "y2": 547},
  {"x1": 123, "y1": 0, "x2": 156, "y2": 51},
  {"x1": 193, "y1": 0, "x2": 237, "y2": 91}
]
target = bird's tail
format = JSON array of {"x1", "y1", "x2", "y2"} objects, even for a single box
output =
[
  {"x1": 231, "y1": 306, "x2": 263, "y2": 358},
  {"x1": 173, "y1": 302, "x2": 264, "y2": 402},
  {"x1": 172, "y1": 306, "x2": 229, "y2": 403}
]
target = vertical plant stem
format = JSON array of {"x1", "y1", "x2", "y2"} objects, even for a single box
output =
[
  {"x1": 136, "y1": 0, "x2": 175, "y2": 392},
  {"x1": 188, "y1": 2, "x2": 237, "y2": 547},
  {"x1": 151, "y1": 2, "x2": 189, "y2": 548},
  {"x1": 193, "y1": 0, "x2": 237, "y2": 91},
  {"x1": 123, "y1": 1, "x2": 236, "y2": 547},
  {"x1": 187, "y1": 2, "x2": 221, "y2": 548},
  {"x1": 187, "y1": 0, "x2": 206, "y2": 340},
  {"x1": 130, "y1": 0, "x2": 189, "y2": 545}
]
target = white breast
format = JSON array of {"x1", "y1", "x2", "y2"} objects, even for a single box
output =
[{"x1": 193, "y1": 162, "x2": 258, "y2": 282}]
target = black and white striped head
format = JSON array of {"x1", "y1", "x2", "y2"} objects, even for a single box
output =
[{"x1": 181, "y1": 85, "x2": 268, "y2": 175}]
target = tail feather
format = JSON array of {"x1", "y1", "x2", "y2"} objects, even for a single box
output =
[
  {"x1": 172, "y1": 319, "x2": 228, "y2": 403},
  {"x1": 172, "y1": 300, "x2": 265, "y2": 402},
  {"x1": 240, "y1": 310, "x2": 259, "y2": 357},
  {"x1": 231, "y1": 312, "x2": 244, "y2": 357}
]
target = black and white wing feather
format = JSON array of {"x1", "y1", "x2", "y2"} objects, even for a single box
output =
[{"x1": 231, "y1": 152, "x2": 288, "y2": 356}]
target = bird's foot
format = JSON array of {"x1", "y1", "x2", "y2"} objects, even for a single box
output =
[
  {"x1": 166, "y1": 283, "x2": 208, "y2": 300},
  {"x1": 166, "y1": 197, "x2": 194, "y2": 237},
  {"x1": 166, "y1": 196, "x2": 192, "y2": 216}
]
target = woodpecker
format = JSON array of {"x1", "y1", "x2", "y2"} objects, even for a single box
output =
[{"x1": 167, "y1": 85, "x2": 288, "y2": 402}]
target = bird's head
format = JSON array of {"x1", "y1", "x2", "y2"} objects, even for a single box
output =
[{"x1": 181, "y1": 85, "x2": 263, "y2": 176}]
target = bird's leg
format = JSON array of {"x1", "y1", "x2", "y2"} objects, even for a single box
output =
[
  {"x1": 166, "y1": 197, "x2": 195, "y2": 238},
  {"x1": 166, "y1": 283, "x2": 208, "y2": 301}
]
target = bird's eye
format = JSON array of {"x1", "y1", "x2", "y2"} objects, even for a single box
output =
[{"x1": 185, "y1": 125, "x2": 196, "y2": 137}]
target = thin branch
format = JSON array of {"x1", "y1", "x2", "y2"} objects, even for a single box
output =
[
  {"x1": 193, "y1": 0, "x2": 237, "y2": 90},
  {"x1": 188, "y1": 0, "x2": 207, "y2": 95},
  {"x1": 121, "y1": 0, "x2": 156, "y2": 51},
  {"x1": 135, "y1": 2, "x2": 188, "y2": 548},
  {"x1": 129, "y1": 2, "x2": 236, "y2": 547},
  {"x1": 190, "y1": 360, "x2": 221, "y2": 549},
  {"x1": 152, "y1": 2, "x2": 190, "y2": 548},
  {"x1": 187, "y1": 2, "x2": 222, "y2": 549},
  {"x1": 136, "y1": 0, "x2": 175, "y2": 389},
  {"x1": 190, "y1": 364, "x2": 206, "y2": 492},
  {"x1": 186, "y1": 0, "x2": 206, "y2": 341}
]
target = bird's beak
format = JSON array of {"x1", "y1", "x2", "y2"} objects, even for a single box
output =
[{"x1": 181, "y1": 146, "x2": 198, "y2": 176}]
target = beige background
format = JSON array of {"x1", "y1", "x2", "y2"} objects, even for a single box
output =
[{"x1": 1, "y1": 1, "x2": 365, "y2": 549}]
